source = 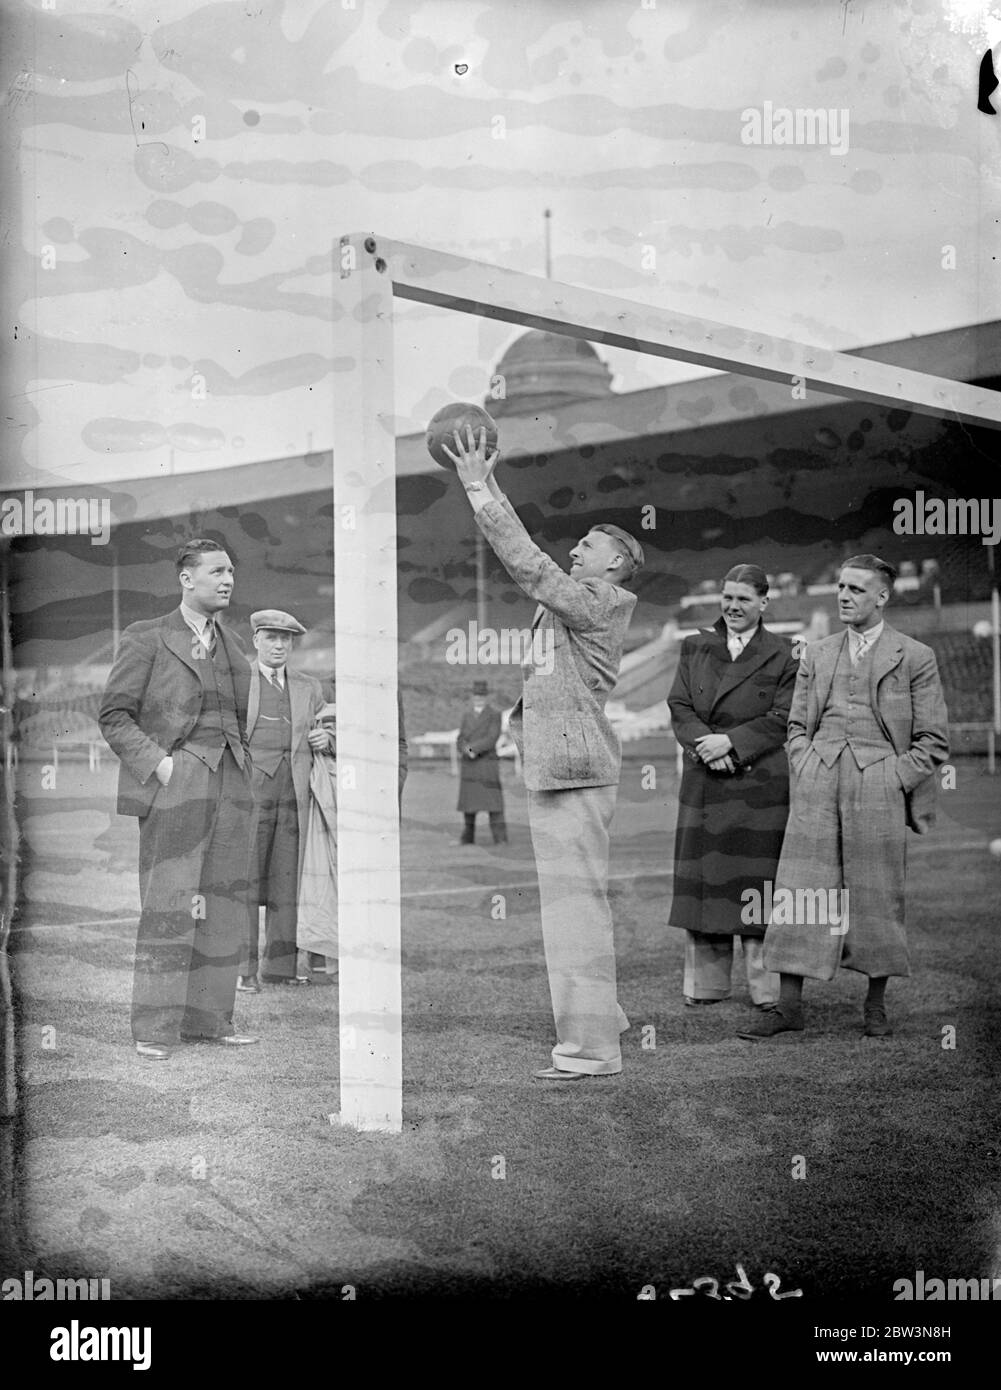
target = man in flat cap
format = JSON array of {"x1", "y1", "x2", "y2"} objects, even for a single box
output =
[
  {"x1": 239, "y1": 609, "x2": 330, "y2": 990},
  {"x1": 446, "y1": 426, "x2": 643, "y2": 1082},
  {"x1": 99, "y1": 538, "x2": 258, "y2": 1061}
]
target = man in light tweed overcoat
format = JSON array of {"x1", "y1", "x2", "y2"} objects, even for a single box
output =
[{"x1": 740, "y1": 555, "x2": 949, "y2": 1041}]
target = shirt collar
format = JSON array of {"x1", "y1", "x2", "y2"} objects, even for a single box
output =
[
  {"x1": 262, "y1": 663, "x2": 286, "y2": 686},
  {"x1": 725, "y1": 622, "x2": 759, "y2": 652},
  {"x1": 180, "y1": 601, "x2": 215, "y2": 636},
  {"x1": 850, "y1": 619, "x2": 884, "y2": 649}
]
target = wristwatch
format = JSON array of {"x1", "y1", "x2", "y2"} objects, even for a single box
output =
[{"x1": 464, "y1": 481, "x2": 485, "y2": 492}]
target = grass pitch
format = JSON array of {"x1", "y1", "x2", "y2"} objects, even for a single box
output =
[{"x1": 6, "y1": 756, "x2": 999, "y2": 1300}]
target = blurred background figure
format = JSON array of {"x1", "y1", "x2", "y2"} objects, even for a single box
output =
[
  {"x1": 456, "y1": 679, "x2": 507, "y2": 846},
  {"x1": 297, "y1": 679, "x2": 409, "y2": 978},
  {"x1": 667, "y1": 563, "x2": 798, "y2": 1012}
]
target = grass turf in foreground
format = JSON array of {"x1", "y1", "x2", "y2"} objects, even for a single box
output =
[{"x1": 9, "y1": 839, "x2": 999, "y2": 1301}]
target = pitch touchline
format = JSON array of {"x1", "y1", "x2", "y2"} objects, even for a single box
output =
[
  {"x1": 11, "y1": 869, "x2": 679, "y2": 930},
  {"x1": 12, "y1": 840, "x2": 987, "y2": 930},
  {"x1": 402, "y1": 868, "x2": 675, "y2": 900}
]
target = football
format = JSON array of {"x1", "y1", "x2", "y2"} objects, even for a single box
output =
[{"x1": 425, "y1": 402, "x2": 499, "y2": 470}]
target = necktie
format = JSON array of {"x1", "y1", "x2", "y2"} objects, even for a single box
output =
[
  {"x1": 727, "y1": 634, "x2": 743, "y2": 662},
  {"x1": 850, "y1": 632, "x2": 866, "y2": 666},
  {"x1": 204, "y1": 619, "x2": 217, "y2": 656}
]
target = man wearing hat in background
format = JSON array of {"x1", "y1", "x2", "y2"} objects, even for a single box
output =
[
  {"x1": 239, "y1": 609, "x2": 330, "y2": 991},
  {"x1": 456, "y1": 679, "x2": 508, "y2": 846}
]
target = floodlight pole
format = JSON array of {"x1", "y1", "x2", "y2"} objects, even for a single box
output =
[{"x1": 331, "y1": 234, "x2": 402, "y2": 1133}]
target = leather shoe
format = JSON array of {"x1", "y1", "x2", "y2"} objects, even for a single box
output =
[
  {"x1": 863, "y1": 1005, "x2": 893, "y2": 1037},
  {"x1": 737, "y1": 1005, "x2": 805, "y2": 1040},
  {"x1": 533, "y1": 1066, "x2": 589, "y2": 1081},
  {"x1": 135, "y1": 1042, "x2": 171, "y2": 1061},
  {"x1": 684, "y1": 996, "x2": 723, "y2": 1007},
  {"x1": 261, "y1": 974, "x2": 309, "y2": 985},
  {"x1": 237, "y1": 975, "x2": 260, "y2": 993}
]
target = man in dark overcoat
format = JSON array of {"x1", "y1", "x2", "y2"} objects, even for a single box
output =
[
  {"x1": 668, "y1": 564, "x2": 798, "y2": 1008},
  {"x1": 98, "y1": 538, "x2": 258, "y2": 1061},
  {"x1": 456, "y1": 679, "x2": 507, "y2": 845}
]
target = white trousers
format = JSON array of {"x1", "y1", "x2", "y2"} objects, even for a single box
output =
[
  {"x1": 528, "y1": 784, "x2": 629, "y2": 1074},
  {"x1": 683, "y1": 932, "x2": 779, "y2": 1005}
]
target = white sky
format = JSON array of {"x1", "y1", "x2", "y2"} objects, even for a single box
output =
[{"x1": 4, "y1": 0, "x2": 1001, "y2": 486}]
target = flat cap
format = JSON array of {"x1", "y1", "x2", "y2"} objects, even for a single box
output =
[{"x1": 251, "y1": 609, "x2": 306, "y2": 636}]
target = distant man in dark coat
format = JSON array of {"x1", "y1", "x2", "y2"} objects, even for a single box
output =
[
  {"x1": 456, "y1": 679, "x2": 507, "y2": 845},
  {"x1": 740, "y1": 555, "x2": 949, "y2": 1041},
  {"x1": 98, "y1": 539, "x2": 259, "y2": 1061},
  {"x1": 668, "y1": 563, "x2": 798, "y2": 1010},
  {"x1": 446, "y1": 425, "x2": 643, "y2": 1082},
  {"x1": 239, "y1": 609, "x2": 329, "y2": 992}
]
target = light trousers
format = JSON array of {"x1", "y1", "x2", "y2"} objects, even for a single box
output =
[
  {"x1": 527, "y1": 784, "x2": 628, "y2": 1075},
  {"x1": 683, "y1": 932, "x2": 779, "y2": 1005}
]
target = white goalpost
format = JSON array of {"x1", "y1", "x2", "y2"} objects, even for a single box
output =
[{"x1": 331, "y1": 232, "x2": 1001, "y2": 1134}]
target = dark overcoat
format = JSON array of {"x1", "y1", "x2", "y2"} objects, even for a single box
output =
[
  {"x1": 456, "y1": 703, "x2": 504, "y2": 813},
  {"x1": 667, "y1": 618, "x2": 798, "y2": 937}
]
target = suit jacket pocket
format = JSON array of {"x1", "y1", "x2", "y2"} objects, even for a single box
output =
[{"x1": 563, "y1": 717, "x2": 593, "y2": 780}]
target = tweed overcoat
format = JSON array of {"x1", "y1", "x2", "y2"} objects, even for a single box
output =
[
  {"x1": 762, "y1": 624, "x2": 950, "y2": 978},
  {"x1": 785, "y1": 625, "x2": 950, "y2": 834}
]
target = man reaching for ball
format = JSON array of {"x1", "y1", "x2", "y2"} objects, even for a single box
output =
[{"x1": 444, "y1": 425, "x2": 644, "y2": 1081}]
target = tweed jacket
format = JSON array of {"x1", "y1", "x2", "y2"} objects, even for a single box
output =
[
  {"x1": 475, "y1": 497, "x2": 637, "y2": 792},
  {"x1": 787, "y1": 624, "x2": 949, "y2": 834},
  {"x1": 98, "y1": 607, "x2": 251, "y2": 818}
]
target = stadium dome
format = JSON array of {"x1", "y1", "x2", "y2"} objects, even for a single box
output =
[{"x1": 487, "y1": 330, "x2": 614, "y2": 417}]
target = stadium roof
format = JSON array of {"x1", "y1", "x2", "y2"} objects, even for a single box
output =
[{"x1": 48, "y1": 319, "x2": 1001, "y2": 527}]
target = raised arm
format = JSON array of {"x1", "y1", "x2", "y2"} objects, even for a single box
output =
[
  {"x1": 445, "y1": 424, "x2": 626, "y2": 630},
  {"x1": 475, "y1": 498, "x2": 621, "y2": 631}
]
